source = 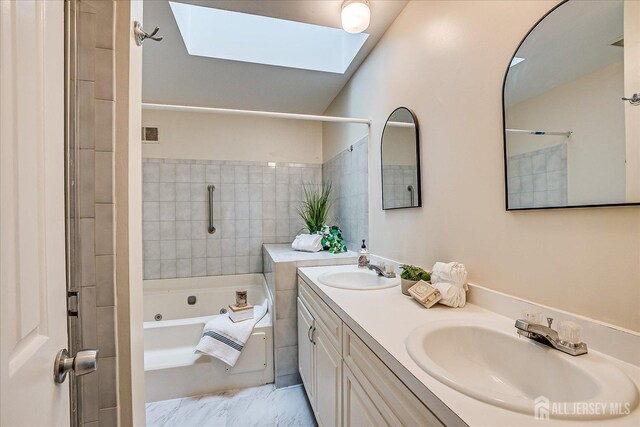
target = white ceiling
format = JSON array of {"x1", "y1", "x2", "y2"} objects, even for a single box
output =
[
  {"x1": 505, "y1": 0, "x2": 623, "y2": 107},
  {"x1": 142, "y1": 0, "x2": 408, "y2": 114}
]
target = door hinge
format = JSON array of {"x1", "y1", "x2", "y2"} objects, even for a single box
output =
[{"x1": 67, "y1": 291, "x2": 79, "y2": 317}]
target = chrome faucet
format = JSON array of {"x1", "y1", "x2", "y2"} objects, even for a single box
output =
[
  {"x1": 368, "y1": 263, "x2": 396, "y2": 278},
  {"x1": 514, "y1": 317, "x2": 588, "y2": 356}
]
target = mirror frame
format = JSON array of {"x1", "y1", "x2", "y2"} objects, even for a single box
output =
[
  {"x1": 380, "y1": 107, "x2": 422, "y2": 210},
  {"x1": 501, "y1": 0, "x2": 640, "y2": 211}
]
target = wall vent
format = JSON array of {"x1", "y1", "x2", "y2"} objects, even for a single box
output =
[{"x1": 142, "y1": 126, "x2": 159, "y2": 144}]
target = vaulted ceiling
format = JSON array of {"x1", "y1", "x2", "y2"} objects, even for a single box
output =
[{"x1": 142, "y1": 0, "x2": 408, "y2": 114}]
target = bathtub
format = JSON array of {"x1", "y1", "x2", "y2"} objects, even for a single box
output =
[{"x1": 143, "y1": 274, "x2": 274, "y2": 402}]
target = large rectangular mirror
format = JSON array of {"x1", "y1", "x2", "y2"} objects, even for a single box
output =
[
  {"x1": 503, "y1": 0, "x2": 640, "y2": 210},
  {"x1": 381, "y1": 107, "x2": 421, "y2": 209}
]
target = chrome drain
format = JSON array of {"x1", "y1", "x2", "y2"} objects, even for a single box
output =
[
  {"x1": 219, "y1": 308, "x2": 227, "y2": 314},
  {"x1": 154, "y1": 313, "x2": 163, "y2": 321}
]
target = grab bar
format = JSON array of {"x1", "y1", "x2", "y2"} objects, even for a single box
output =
[
  {"x1": 207, "y1": 185, "x2": 216, "y2": 234},
  {"x1": 407, "y1": 185, "x2": 415, "y2": 206}
]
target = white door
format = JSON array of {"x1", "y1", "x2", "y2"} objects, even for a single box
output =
[{"x1": 0, "y1": 1, "x2": 70, "y2": 426}]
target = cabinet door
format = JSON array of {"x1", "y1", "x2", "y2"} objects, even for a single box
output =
[
  {"x1": 343, "y1": 326, "x2": 443, "y2": 427},
  {"x1": 297, "y1": 297, "x2": 315, "y2": 406},
  {"x1": 314, "y1": 326, "x2": 342, "y2": 427},
  {"x1": 343, "y1": 365, "x2": 387, "y2": 427}
]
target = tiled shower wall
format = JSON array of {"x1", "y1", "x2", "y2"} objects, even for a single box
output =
[
  {"x1": 75, "y1": 1, "x2": 118, "y2": 426},
  {"x1": 322, "y1": 136, "x2": 369, "y2": 251},
  {"x1": 383, "y1": 165, "x2": 419, "y2": 208},
  {"x1": 508, "y1": 143, "x2": 568, "y2": 209},
  {"x1": 142, "y1": 159, "x2": 322, "y2": 279}
]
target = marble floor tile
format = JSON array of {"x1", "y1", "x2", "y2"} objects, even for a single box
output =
[
  {"x1": 226, "y1": 384, "x2": 275, "y2": 400},
  {"x1": 166, "y1": 394, "x2": 228, "y2": 427},
  {"x1": 146, "y1": 384, "x2": 316, "y2": 427},
  {"x1": 146, "y1": 398, "x2": 183, "y2": 426},
  {"x1": 227, "y1": 394, "x2": 277, "y2": 427},
  {"x1": 274, "y1": 386, "x2": 317, "y2": 427}
]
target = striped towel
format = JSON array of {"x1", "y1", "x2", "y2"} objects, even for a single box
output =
[{"x1": 195, "y1": 300, "x2": 268, "y2": 367}]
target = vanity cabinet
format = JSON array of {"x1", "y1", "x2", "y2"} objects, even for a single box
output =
[
  {"x1": 342, "y1": 326, "x2": 442, "y2": 427},
  {"x1": 298, "y1": 276, "x2": 443, "y2": 427},
  {"x1": 297, "y1": 298, "x2": 315, "y2": 404},
  {"x1": 314, "y1": 325, "x2": 342, "y2": 427},
  {"x1": 297, "y1": 283, "x2": 342, "y2": 427},
  {"x1": 343, "y1": 364, "x2": 388, "y2": 426}
]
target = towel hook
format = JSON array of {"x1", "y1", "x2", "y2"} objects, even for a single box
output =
[
  {"x1": 622, "y1": 93, "x2": 640, "y2": 106},
  {"x1": 622, "y1": 92, "x2": 640, "y2": 105},
  {"x1": 134, "y1": 21, "x2": 163, "y2": 46}
]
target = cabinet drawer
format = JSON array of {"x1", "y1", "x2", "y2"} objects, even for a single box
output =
[
  {"x1": 343, "y1": 326, "x2": 443, "y2": 427},
  {"x1": 298, "y1": 276, "x2": 342, "y2": 353}
]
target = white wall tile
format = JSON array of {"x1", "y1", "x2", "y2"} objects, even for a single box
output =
[
  {"x1": 190, "y1": 164, "x2": 205, "y2": 183},
  {"x1": 160, "y1": 163, "x2": 176, "y2": 183},
  {"x1": 191, "y1": 258, "x2": 206, "y2": 277},
  {"x1": 191, "y1": 239, "x2": 206, "y2": 258},
  {"x1": 160, "y1": 260, "x2": 176, "y2": 279},
  {"x1": 142, "y1": 159, "x2": 321, "y2": 278}
]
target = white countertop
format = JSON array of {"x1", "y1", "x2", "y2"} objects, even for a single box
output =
[
  {"x1": 263, "y1": 243, "x2": 357, "y2": 263},
  {"x1": 298, "y1": 264, "x2": 640, "y2": 427}
]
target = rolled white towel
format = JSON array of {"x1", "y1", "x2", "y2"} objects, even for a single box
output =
[
  {"x1": 431, "y1": 262, "x2": 468, "y2": 289},
  {"x1": 291, "y1": 233, "x2": 323, "y2": 253},
  {"x1": 433, "y1": 282, "x2": 466, "y2": 308},
  {"x1": 431, "y1": 262, "x2": 468, "y2": 307}
]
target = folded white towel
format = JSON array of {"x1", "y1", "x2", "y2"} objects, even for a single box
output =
[
  {"x1": 431, "y1": 262, "x2": 468, "y2": 307},
  {"x1": 195, "y1": 300, "x2": 268, "y2": 366},
  {"x1": 291, "y1": 233, "x2": 323, "y2": 253}
]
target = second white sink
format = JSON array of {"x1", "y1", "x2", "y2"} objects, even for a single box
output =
[
  {"x1": 405, "y1": 319, "x2": 639, "y2": 419},
  {"x1": 317, "y1": 269, "x2": 399, "y2": 290}
]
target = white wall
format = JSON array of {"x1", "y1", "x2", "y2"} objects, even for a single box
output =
[
  {"x1": 142, "y1": 109, "x2": 323, "y2": 164},
  {"x1": 323, "y1": 0, "x2": 640, "y2": 331},
  {"x1": 506, "y1": 61, "x2": 626, "y2": 205}
]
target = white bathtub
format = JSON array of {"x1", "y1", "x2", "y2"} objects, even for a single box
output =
[{"x1": 143, "y1": 274, "x2": 274, "y2": 402}]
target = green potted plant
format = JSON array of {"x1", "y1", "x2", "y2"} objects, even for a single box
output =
[
  {"x1": 399, "y1": 264, "x2": 431, "y2": 296},
  {"x1": 320, "y1": 225, "x2": 347, "y2": 253},
  {"x1": 296, "y1": 183, "x2": 348, "y2": 254},
  {"x1": 297, "y1": 183, "x2": 332, "y2": 234}
]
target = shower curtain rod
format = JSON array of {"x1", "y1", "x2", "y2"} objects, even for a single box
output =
[
  {"x1": 506, "y1": 128, "x2": 572, "y2": 137},
  {"x1": 142, "y1": 103, "x2": 371, "y2": 125}
]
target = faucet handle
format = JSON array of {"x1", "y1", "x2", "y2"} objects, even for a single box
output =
[
  {"x1": 558, "y1": 321, "x2": 582, "y2": 345},
  {"x1": 521, "y1": 310, "x2": 542, "y2": 324},
  {"x1": 546, "y1": 317, "x2": 554, "y2": 328}
]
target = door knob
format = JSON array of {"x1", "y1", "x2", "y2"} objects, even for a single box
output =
[{"x1": 54, "y1": 348, "x2": 98, "y2": 384}]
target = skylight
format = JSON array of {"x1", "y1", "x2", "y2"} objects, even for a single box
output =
[
  {"x1": 510, "y1": 57, "x2": 526, "y2": 67},
  {"x1": 169, "y1": 2, "x2": 369, "y2": 74}
]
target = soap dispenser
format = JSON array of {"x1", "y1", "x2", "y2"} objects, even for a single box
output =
[{"x1": 358, "y1": 240, "x2": 370, "y2": 269}]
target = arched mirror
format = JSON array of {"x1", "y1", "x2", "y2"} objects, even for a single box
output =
[
  {"x1": 503, "y1": 0, "x2": 640, "y2": 210},
  {"x1": 381, "y1": 107, "x2": 421, "y2": 210}
]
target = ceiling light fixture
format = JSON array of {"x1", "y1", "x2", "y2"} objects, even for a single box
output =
[{"x1": 341, "y1": 0, "x2": 370, "y2": 34}]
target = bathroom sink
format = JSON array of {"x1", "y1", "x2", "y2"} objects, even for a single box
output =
[
  {"x1": 405, "y1": 319, "x2": 639, "y2": 419},
  {"x1": 317, "y1": 270, "x2": 399, "y2": 290}
]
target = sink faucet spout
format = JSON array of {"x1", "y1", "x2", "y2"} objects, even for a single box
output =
[
  {"x1": 514, "y1": 319, "x2": 587, "y2": 356},
  {"x1": 367, "y1": 263, "x2": 396, "y2": 278}
]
